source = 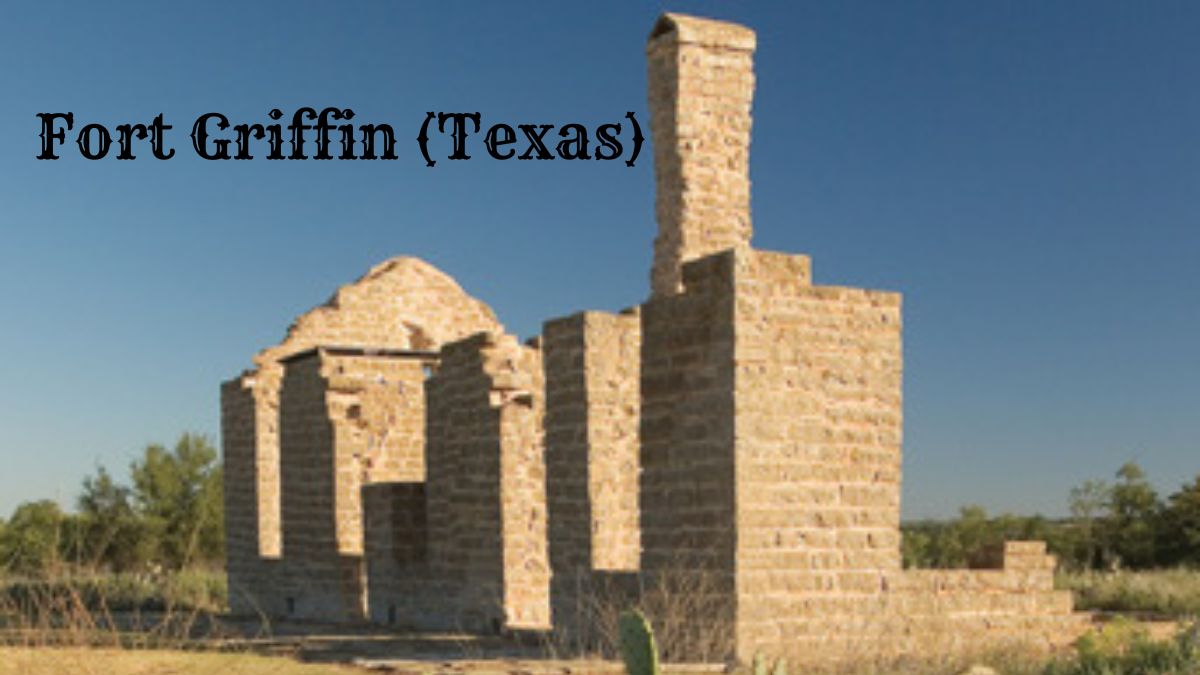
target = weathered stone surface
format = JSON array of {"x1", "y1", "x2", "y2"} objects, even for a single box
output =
[
  {"x1": 222, "y1": 257, "x2": 502, "y2": 616},
  {"x1": 545, "y1": 310, "x2": 642, "y2": 640},
  {"x1": 648, "y1": 13, "x2": 756, "y2": 297},
  {"x1": 363, "y1": 330, "x2": 549, "y2": 633},
  {"x1": 272, "y1": 348, "x2": 429, "y2": 621}
]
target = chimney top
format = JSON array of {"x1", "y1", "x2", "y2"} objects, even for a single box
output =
[{"x1": 648, "y1": 13, "x2": 756, "y2": 52}]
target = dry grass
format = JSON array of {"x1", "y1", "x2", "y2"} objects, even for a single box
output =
[
  {"x1": 5, "y1": 568, "x2": 1198, "y2": 675},
  {"x1": 0, "y1": 647, "x2": 364, "y2": 675},
  {"x1": 0, "y1": 569, "x2": 226, "y2": 613},
  {"x1": 0, "y1": 573, "x2": 238, "y2": 650},
  {"x1": 544, "y1": 561, "x2": 735, "y2": 664}
]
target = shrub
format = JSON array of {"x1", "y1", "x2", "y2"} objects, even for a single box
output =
[
  {"x1": 0, "y1": 570, "x2": 226, "y2": 615},
  {"x1": 1041, "y1": 619, "x2": 1200, "y2": 675},
  {"x1": 1060, "y1": 569, "x2": 1200, "y2": 618}
]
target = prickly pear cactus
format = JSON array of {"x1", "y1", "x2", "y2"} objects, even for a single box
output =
[
  {"x1": 751, "y1": 654, "x2": 788, "y2": 675},
  {"x1": 619, "y1": 609, "x2": 659, "y2": 675}
]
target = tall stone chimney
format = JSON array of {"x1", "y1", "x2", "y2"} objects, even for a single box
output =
[{"x1": 647, "y1": 14, "x2": 756, "y2": 297}]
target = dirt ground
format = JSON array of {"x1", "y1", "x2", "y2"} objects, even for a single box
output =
[{"x1": 0, "y1": 614, "x2": 1182, "y2": 675}]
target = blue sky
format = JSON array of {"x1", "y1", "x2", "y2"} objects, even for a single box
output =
[{"x1": 0, "y1": 1, "x2": 1196, "y2": 520}]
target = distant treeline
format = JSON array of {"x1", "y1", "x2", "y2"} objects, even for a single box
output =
[
  {"x1": 0, "y1": 434, "x2": 224, "y2": 576},
  {"x1": 1, "y1": 437, "x2": 1196, "y2": 577},
  {"x1": 902, "y1": 462, "x2": 1200, "y2": 570}
]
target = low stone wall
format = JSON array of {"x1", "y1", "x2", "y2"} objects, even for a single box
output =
[{"x1": 744, "y1": 542, "x2": 1087, "y2": 665}]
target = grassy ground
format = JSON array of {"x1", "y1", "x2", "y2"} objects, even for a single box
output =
[
  {"x1": 0, "y1": 648, "x2": 364, "y2": 675},
  {"x1": 0, "y1": 625, "x2": 1195, "y2": 675},
  {"x1": 1058, "y1": 568, "x2": 1200, "y2": 618},
  {"x1": 0, "y1": 646, "x2": 1038, "y2": 675},
  {"x1": 2, "y1": 570, "x2": 1198, "y2": 674},
  {"x1": 4, "y1": 568, "x2": 1196, "y2": 620}
]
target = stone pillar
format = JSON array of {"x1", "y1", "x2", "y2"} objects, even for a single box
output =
[
  {"x1": 221, "y1": 373, "x2": 275, "y2": 614},
  {"x1": 580, "y1": 311, "x2": 641, "y2": 573},
  {"x1": 276, "y1": 347, "x2": 428, "y2": 622},
  {"x1": 647, "y1": 13, "x2": 756, "y2": 297},
  {"x1": 543, "y1": 315, "x2": 593, "y2": 638},
  {"x1": 638, "y1": 254, "x2": 741, "y2": 661},
  {"x1": 424, "y1": 332, "x2": 550, "y2": 631},
  {"x1": 544, "y1": 310, "x2": 641, "y2": 641},
  {"x1": 221, "y1": 371, "x2": 287, "y2": 615},
  {"x1": 249, "y1": 369, "x2": 284, "y2": 560}
]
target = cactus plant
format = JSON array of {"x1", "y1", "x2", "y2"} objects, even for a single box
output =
[
  {"x1": 752, "y1": 653, "x2": 788, "y2": 675},
  {"x1": 619, "y1": 609, "x2": 660, "y2": 675},
  {"x1": 752, "y1": 653, "x2": 767, "y2": 675}
]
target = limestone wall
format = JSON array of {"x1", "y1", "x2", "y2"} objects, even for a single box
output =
[
  {"x1": 255, "y1": 257, "x2": 501, "y2": 366},
  {"x1": 639, "y1": 253, "x2": 740, "y2": 659},
  {"x1": 362, "y1": 481, "x2": 435, "y2": 626},
  {"x1": 731, "y1": 248, "x2": 903, "y2": 653},
  {"x1": 880, "y1": 542, "x2": 1088, "y2": 657},
  {"x1": 637, "y1": 247, "x2": 1085, "y2": 665},
  {"x1": 324, "y1": 350, "x2": 427, "y2": 554},
  {"x1": 727, "y1": 248, "x2": 896, "y2": 659},
  {"x1": 586, "y1": 312, "x2": 642, "y2": 572},
  {"x1": 274, "y1": 348, "x2": 428, "y2": 622},
  {"x1": 544, "y1": 310, "x2": 641, "y2": 637},
  {"x1": 276, "y1": 352, "x2": 356, "y2": 620},
  {"x1": 544, "y1": 314, "x2": 592, "y2": 633},
  {"x1": 221, "y1": 257, "x2": 502, "y2": 617},
  {"x1": 220, "y1": 374, "x2": 280, "y2": 614},
  {"x1": 381, "y1": 331, "x2": 550, "y2": 632},
  {"x1": 498, "y1": 336, "x2": 550, "y2": 629}
]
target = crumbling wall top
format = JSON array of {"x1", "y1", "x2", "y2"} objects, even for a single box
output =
[{"x1": 253, "y1": 256, "x2": 502, "y2": 370}]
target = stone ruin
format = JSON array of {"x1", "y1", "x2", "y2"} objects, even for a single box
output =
[{"x1": 222, "y1": 13, "x2": 1089, "y2": 666}]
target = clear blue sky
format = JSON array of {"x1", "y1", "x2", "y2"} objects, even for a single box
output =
[{"x1": 1, "y1": 1, "x2": 1196, "y2": 520}]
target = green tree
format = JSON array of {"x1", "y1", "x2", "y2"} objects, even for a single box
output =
[
  {"x1": 953, "y1": 505, "x2": 993, "y2": 566},
  {"x1": 77, "y1": 465, "x2": 152, "y2": 571},
  {"x1": 903, "y1": 506, "x2": 1002, "y2": 568},
  {"x1": 901, "y1": 526, "x2": 933, "y2": 568},
  {"x1": 1069, "y1": 478, "x2": 1112, "y2": 569},
  {"x1": 130, "y1": 433, "x2": 224, "y2": 569},
  {"x1": 1160, "y1": 473, "x2": 1200, "y2": 566},
  {"x1": 1101, "y1": 462, "x2": 1161, "y2": 569},
  {"x1": 903, "y1": 509, "x2": 1078, "y2": 570},
  {"x1": 0, "y1": 500, "x2": 66, "y2": 576}
]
